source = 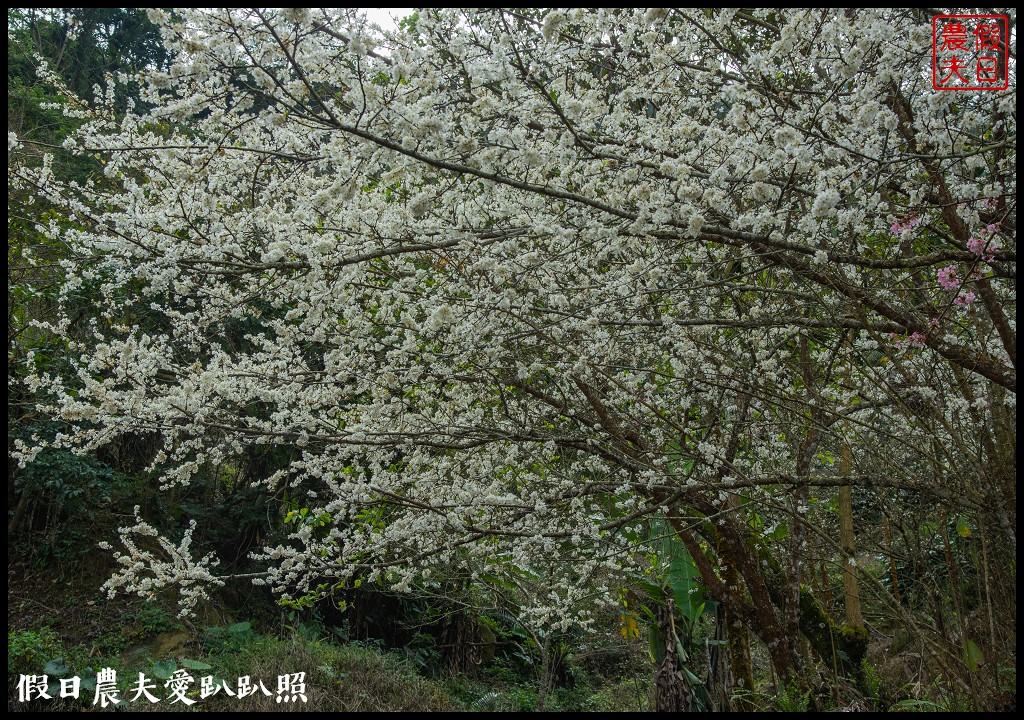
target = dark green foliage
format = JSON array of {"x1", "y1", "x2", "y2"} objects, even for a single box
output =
[
  {"x1": 9, "y1": 8, "x2": 168, "y2": 102},
  {"x1": 9, "y1": 438, "x2": 137, "y2": 565},
  {"x1": 8, "y1": 8, "x2": 172, "y2": 555},
  {"x1": 202, "y1": 621, "x2": 256, "y2": 653},
  {"x1": 8, "y1": 628, "x2": 62, "y2": 675},
  {"x1": 16, "y1": 448, "x2": 121, "y2": 513},
  {"x1": 132, "y1": 605, "x2": 183, "y2": 636}
]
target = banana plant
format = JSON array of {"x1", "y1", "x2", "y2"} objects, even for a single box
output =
[{"x1": 630, "y1": 515, "x2": 717, "y2": 711}]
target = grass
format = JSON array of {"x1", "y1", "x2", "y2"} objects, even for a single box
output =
[
  {"x1": 201, "y1": 636, "x2": 459, "y2": 712},
  {"x1": 8, "y1": 625, "x2": 460, "y2": 712}
]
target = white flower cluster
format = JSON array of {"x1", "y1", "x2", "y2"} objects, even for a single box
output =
[{"x1": 99, "y1": 507, "x2": 225, "y2": 618}]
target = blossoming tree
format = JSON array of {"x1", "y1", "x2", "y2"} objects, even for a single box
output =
[{"x1": 12, "y1": 8, "x2": 1015, "y2": 682}]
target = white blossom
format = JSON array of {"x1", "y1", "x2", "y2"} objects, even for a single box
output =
[{"x1": 11, "y1": 6, "x2": 1015, "y2": 634}]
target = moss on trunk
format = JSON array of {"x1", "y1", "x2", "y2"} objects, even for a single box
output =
[
  {"x1": 754, "y1": 539, "x2": 869, "y2": 686},
  {"x1": 798, "y1": 585, "x2": 869, "y2": 682}
]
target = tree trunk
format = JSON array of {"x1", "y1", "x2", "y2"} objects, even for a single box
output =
[
  {"x1": 669, "y1": 510, "x2": 801, "y2": 683},
  {"x1": 536, "y1": 633, "x2": 554, "y2": 712},
  {"x1": 882, "y1": 508, "x2": 901, "y2": 605},
  {"x1": 755, "y1": 540, "x2": 868, "y2": 682},
  {"x1": 839, "y1": 443, "x2": 864, "y2": 631},
  {"x1": 719, "y1": 499, "x2": 755, "y2": 709}
]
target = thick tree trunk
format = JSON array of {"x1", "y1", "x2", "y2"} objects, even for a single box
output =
[
  {"x1": 726, "y1": 609, "x2": 755, "y2": 710},
  {"x1": 669, "y1": 509, "x2": 801, "y2": 683},
  {"x1": 669, "y1": 496, "x2": 869, "y2": 685}
]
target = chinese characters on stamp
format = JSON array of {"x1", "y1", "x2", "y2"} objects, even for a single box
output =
[{"x1": 932, "y1": 14, "x2": 1009, "y2": 90}]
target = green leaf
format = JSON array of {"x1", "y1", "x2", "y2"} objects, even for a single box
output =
[
  {"x1": 44, "y1": 658, "x2": 71, "y2": 676},
  {"x1": 764, "y1": 522, "x2": 790, "y2": 542},
  {"x1": 648, "y1": 623, "x2": 666, "y2": 664},
  {"x1": 635, "y1": 580, "x2": 667, "y2": 604},
  {"x1": 963, "y1": 639, "x2": 984, "y2": 671},
  {"x1": 667, "y1": 540, "x2": 704, "y2": 623},
  {"x1": 891, "y1": 698, "x2": 945, "y2": 711},
  {"x1": 681, "y1": 665, "x2": 702, "y2": 685},
  {"x1": 151, "y1": 659, "x2": 177, "y2": 680},
  {"x1": 647, "y1": 515, "x2": 708, "y2": 624},
  {"x1": 179, "y1": 658, "x2": 213, "y2": 670},
  {"x1": 80, "y1": 668, "x2": 96, "y2": 691},
  {"x1": 674, "y1": 635, "x2": 689, "y2": 663}
]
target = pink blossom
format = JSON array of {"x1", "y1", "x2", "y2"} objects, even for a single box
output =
[
  {"x1": 890, "y1": 215, "x2": 921, "y2": 236},
  {"x1": 954, "y1": 291, "x2": 976, "y2": 306},
  {"x1": 968, "y1": 229, "x2": 1000, "y2": 262},
  {"x1": 893, "y1": 332, "x2": 927, "y2": 350},
  {"x1": 937, "y1": 265, "x2": 959, "y2": 290}
]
